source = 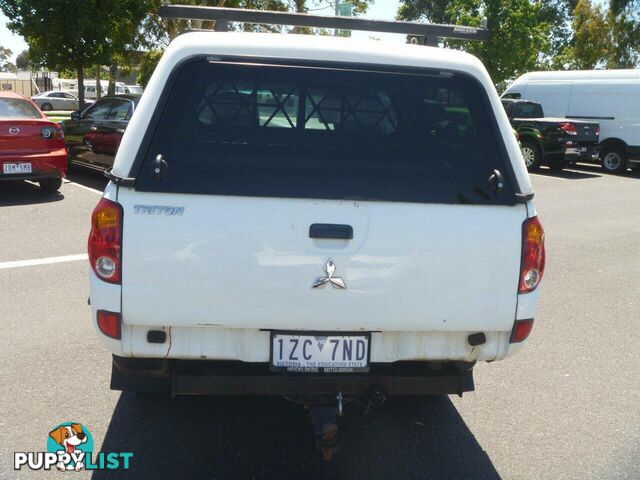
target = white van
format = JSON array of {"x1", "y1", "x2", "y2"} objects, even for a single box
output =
[{"x1": 502, "y1": 70, "x2": 640, "y2": 173}]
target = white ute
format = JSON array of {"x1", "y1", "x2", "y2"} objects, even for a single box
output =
[{"x1": 87, "y1": 8, "x2": 545, "y2": 457}]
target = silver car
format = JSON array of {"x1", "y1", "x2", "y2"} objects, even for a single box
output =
[{"x1": 32, "y1": 91, "x2": 80, "y2": 111}]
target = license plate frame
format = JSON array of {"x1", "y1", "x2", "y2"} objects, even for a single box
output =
[
  {"x1": 270, "y1": 331, "x2": 371, "y2": 373},
  {"x1": 2, "y1": 162, "x2": 32, "y2": 174}
]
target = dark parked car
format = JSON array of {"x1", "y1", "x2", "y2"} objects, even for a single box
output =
[
  {"x1": 62, "y1": 94, "x2": 141, "y2": 172},
  {"x1": 501, "y1": 99, "x2": 599, "y2": 171}
]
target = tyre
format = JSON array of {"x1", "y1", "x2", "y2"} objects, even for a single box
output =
[
  {"x1": 39, "y1": 177, "x2": 62, "y2": 193},
  {"x1": 520, "y1": 140, "x2": 541, "y2": 171},
  {"x1": 547, "y1": 154, "x2": 568, "y2": 171},
  {"x1": 40, "y1": 103, "x2": 53, "y2": 112},
  {"x1": 600, "y1": 146, "x2": 627, "y2": 174}
]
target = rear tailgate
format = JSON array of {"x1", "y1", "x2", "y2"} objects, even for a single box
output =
[
  {"x1": 572, "y1": 121, "x2": 599, "y2": 143},
  {"x1": 118, "y1": 192, "x2": 525, "y2": 332},
  {"x1": 118, "y1": 58, "x2": 526, "y2": 334}
]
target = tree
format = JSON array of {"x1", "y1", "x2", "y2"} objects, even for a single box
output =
[
  {"x1": 558, "y1": 0, "x2": 640, "y2": 70},
  {"x1": 0, "y1": 46, "x2": 16, "y2": 72},
  {"x1": 137, "y1": 49, "x2": 163, "y2": 88},
  {"x1": 568, "y1": 0, "x2": 609, "y2": 69},
  {"x1": 397, "y1": 0, "x2": 552, "y2": 85},
  {"x1": 1, "y1": 1, "x2": 150, "y2": 107},
  {"x1": 606, "y1": 2, "x2": 640, "y2": 68},
  {"x1": 15, "y1": 48, "x2": 31, "y2": 69},
  {"x1": 105, "y1": 2, "x2": 151, "y2": 94}
]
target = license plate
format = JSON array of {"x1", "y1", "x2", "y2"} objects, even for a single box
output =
[
  {"x1": 3, "y1": 162, "x2": 32, "y2": 174},
  {"x1": 270, "y1": 332, "x2": 370, "y2": 373},
  {"x1": 581, "y1": 147, "x2": 587, "y2": 152}
]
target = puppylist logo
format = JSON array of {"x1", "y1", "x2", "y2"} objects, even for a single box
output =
[{"x1": 14, "y1": 422, "x2": 133, "y2": 472}]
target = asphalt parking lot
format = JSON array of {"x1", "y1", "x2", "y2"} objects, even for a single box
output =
[{"x1": 1, "y1": 165, "x2": 639, "y2": 480}]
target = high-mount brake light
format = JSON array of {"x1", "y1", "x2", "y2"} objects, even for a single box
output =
[
  {"x1": 88, "y1": 198, "x2": 123, "y2": 284},
  {"x1": 519, "y1": 216, "x2": 545, "y2": 293}
]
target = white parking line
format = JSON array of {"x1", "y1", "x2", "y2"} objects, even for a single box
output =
[
  {"x1": 0, "y1": 254, "x2": 88, "y2": 270},
  {"x1": 63, "y1": 179, "x2": 102, "y2": 194},
  {"x1": 530, "y1": 173, "x2": 567, "y2": 181}
]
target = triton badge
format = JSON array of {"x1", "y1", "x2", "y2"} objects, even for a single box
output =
[{"x1": 312, "y1": 258, "x2": 346, "y2": 289}]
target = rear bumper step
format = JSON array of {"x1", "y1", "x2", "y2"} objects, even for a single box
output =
[{"x1": 111, "y1": 356, "x2": 475, "y2": 397}]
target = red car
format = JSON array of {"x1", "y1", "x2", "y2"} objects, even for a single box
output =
[{"x1": 0, "y1": 92, "x2": 67, "y2": 192}]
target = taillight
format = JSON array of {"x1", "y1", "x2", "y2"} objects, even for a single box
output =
[
  {"x1": 510, "y1": 319, "x2": 534, "y2": 343},
  {"x1": 558, "y1": 122, "x2": 577, "y2": 136},
  {"x1": 41, "y1": 125, "x2": 65, "y2": 140},
  {"x1": 595, "y1": 125, "x2": 600, "y2": 136},
  {"x1": 97, "y1": 310, "x2": 121, "y2": 339},
  {"x1": 89, "y1": 198, "x2": 123, "y2": 284},
  {"x1": 519, "y1": 216, "x2": 545, "y2": 293}
]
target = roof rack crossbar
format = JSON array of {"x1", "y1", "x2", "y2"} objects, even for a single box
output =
[{"x1": 158, "y1": 5, "x2": 489, "y2": 45}]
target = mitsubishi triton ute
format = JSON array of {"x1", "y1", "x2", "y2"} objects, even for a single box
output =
[{"x1": 87, "y1": 11, "x2": 545, "y2": 458}]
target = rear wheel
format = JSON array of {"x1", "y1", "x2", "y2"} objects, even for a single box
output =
[
  {"x1": 39, "y1": 177, "x2": 62, "y2": 193},
  {"x1": 520, "y1": 140, "x2": 541, "y2": 171},
  {"x1": 600, "y1": 146, "x2": 627, "y2": 174},
  {"x1": 40, "y1": 103, "x2": 53, "y2": 112}
]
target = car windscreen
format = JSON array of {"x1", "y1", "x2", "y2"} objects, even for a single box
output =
[
  {"x1": 134, "y1": 59, "x2": 515, "y2": 205},
  {"x1": 0, "y1": 98, "x2": 42, "y2": 119}
]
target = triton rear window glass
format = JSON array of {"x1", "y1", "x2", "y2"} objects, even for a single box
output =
[{"x1": 135, "y1": 59, "x2": 515, "y2": 205}]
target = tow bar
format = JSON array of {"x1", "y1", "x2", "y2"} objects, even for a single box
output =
[{"x1": 299, "y1": 390, "x2": 386, "y2": 462}]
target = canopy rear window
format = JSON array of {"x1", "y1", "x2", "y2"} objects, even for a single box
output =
[{"x1": 135, "y1": 58, "x2": 515, "y2": 205}]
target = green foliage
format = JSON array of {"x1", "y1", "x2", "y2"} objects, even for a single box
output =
[
  {"x1": 15, "y1": 48, "x2": 31, "y2": 69},
  {"x1": 565, "y1": 0, "x2": 609, "y2": 69},
  {"x1": 398, "y1": 0, "x2": 552, "y2": 84},
  {"x1": 606, "y1": 5, "x2": 640, "y2": 68},
  {"x1": 137, "y1": 50, "x2": 163, "y2": 88},
  {"x1": 0, "y1": 46, "x2": 16, "y2": 72},
  {"x1": 555, "y1": 0, "x2": 639, "y2": 69},
  {"x1": 0, "y1": 0, "x2": 151, "y2": 105},
  {"x1": 398, "y1": 0, "x2": 639, "y2": 82}
]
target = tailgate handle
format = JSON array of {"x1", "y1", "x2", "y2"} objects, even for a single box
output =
[{"x1": 309, "y1": 224, "x2": 353, "y2": 240}]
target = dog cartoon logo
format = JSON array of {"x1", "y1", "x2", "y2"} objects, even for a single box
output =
[
  {"x1": 14, "y1": 422, "x2": 132, "y2": 472},
  {"x1": 47, "y1": 423, "x2": 93, "y2": 471}
]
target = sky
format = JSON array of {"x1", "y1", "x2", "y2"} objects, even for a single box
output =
[
  {"x1": 0, "y1": 13, "x2": 28, "y2": 60},
  {"x1": 0, "y1": 1, "x2": 402, "y2": 62}
]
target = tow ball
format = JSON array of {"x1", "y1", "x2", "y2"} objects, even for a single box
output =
[
  {"x1": 306, "y1": 390, "x2": 386, "y2": 462},
  {"x1": 311, "y1": 393, "x2": 343, "y2": 462}
]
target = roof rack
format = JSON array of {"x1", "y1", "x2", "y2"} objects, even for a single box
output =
[{"x1": 158, "y1": 4, "x2": 489, "y2": 47}]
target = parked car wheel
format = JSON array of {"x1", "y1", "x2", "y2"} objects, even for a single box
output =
[
  {"x1": 520, "y1": 140, "x2": 541, "y2": 171},
  {"x1": 600, "y1": 146, "x2": 627, "y2": 174},
  {"x1": 40, "y1": 103, "x2": 53, "y2": 111},
  {"x1": 39, "y1": 177, "x2": 62, "y2": 193},
  {"x1": 547, "y1": 154, "x2": 568, "y2": 171}
]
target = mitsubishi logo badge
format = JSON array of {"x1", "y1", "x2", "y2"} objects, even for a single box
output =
[{"x1": 312, "y1": 258, "x2": 346, "y2": 289}]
